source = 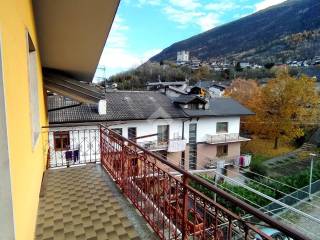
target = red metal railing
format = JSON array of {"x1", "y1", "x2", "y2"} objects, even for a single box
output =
[{"x1": 100, "y1": 126, "x2": 309, "y2": 240}]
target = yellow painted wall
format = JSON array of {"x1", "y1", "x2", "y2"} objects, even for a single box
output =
[{"x1": 0, "y1": 0, "x2": 48, "y2": 239}]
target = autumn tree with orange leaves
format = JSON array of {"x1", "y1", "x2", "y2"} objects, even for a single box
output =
[
  {"x1": 256, "y1": 68, "x2": 319, "y2": 149},
  {"x1": 224, "y1": 78, "x2": 262, "y2": 133},
  {"x1": 226, "y1": 69, "x2": 319, "y2": 149}
]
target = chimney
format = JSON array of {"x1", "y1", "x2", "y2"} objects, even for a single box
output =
[{"x1": 98, "y1": 100, "x2": 107, "y2": 115}]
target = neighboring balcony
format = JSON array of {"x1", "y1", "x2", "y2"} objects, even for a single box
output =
[
  {"x1": 206, "y1": 133, "x2": 251, "y2": 144},
  {"x1": 138, "y1": 139, "x2": 186, "y2": 152},
  {"x1": 138, "y1": 140, "x2": 168, "y2": 151},
  {"x1": 205, "y1": 154, "x2": 252, "y2": 169}
]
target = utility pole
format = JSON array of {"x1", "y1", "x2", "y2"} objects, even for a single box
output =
[{"x1": 309, "y1": 153, "x2": 316, "y2": 201}]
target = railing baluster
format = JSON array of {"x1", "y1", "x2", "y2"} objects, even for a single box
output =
[{"x1": 181, "y1": 174, "x2": 189, "y2": 240}]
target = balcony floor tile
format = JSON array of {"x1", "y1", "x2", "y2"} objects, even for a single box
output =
[{"x1": 35, "y1": 165, "x2": 158, "y2": 240}]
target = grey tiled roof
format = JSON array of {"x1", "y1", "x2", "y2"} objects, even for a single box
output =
[
  {"x1": 168, "y1": 86, "x2": 187, "y2": 94},
  {"x1": 48, "y1": 96, "x2": 105, "y2": 123},
  {"x1": 195, "y1": 80, "x2": 215, "y2": 89},
  {"x1": 182, "y1": 97, "x2": 254, "y2": 117},
  {"x1": 102, "y1": 91, "x2": 186, "y2": 121},
  {"x1": 48, "y1": 92, "x2": 254, "y2": 124},
  {"x1": 195, "y1": 81, "x2": 227, "y2": 90},
  {"x1": 48, "y1": 92, "x2": 187, "y2": 124}
]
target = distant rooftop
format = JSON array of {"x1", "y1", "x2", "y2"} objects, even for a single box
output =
[
  {"x1": 147, "y1": 81, "x2": 186, "y2": 86},
  {"x1": 195, "y1": 80, "x2": 227, "y2": 90},
  {"x1": 179, "y1": 97, "x2": 254, "y2": 117}
]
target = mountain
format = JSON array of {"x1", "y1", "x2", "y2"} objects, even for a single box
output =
[{"x1": 150, "y1": 0, "x2": 320, "y2": 63}]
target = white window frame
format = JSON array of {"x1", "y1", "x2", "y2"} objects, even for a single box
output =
[{"x1": 27, "y1": 32, "x2": 41, "y2": 148}]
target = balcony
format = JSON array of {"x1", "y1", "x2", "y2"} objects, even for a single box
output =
[
  {"x1": 35, "y1": 165, "x2": 157, "y2": 240},
  {"x1": 138, "y1": 140, "x2": 168, "y2": 151},
  {"x1": 206, "y1": 133, "x2": 251, "y2": 144},
  {"x1": 205, "y1": 155, "x2": 252, "y2": 169},
  {"x1": 204, "y1": 155, "x2": 240, "y2": 169},
  {"x1": 37, "y1": 126, "x2": 309, "y2": 240},
  {"x1": 138, "y1": 139, "x2": 186, "y2": 153}
]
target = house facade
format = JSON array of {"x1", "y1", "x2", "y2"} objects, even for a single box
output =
[
  {"x1": 48, "y1": 91, "x2": 253, "y2": 171},
  {"x1": 195, "y1": 80, "x2": 227, "y2": 97}
]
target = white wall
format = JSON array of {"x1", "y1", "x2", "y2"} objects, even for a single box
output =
[
  {"x1": 183, "y1": 116, "x2": 240, "y2": 143},
  {"x1": 208, "y1": 87, "x2": 224, "y2": 97},
  {"x1": 109, "y1": 118, "x2": 184, "y2": 143}
]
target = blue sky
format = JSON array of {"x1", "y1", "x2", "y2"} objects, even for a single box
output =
[{"x1": 97, "y1": 0, "x2": 286, "y2": 78}]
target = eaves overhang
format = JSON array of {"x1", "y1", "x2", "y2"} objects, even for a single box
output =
[{"x1": 33, "y1": 0, "x2": 120, "y2": 82}]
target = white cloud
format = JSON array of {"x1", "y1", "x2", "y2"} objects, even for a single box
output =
[
  {"x1": 255, "y1": 0, "x2": 286, "y2": 11},
  {"x1": 197, "y1": 13, "x2": 219, "y2": 31},
  {"x1": 169, "y1": 0, "x2": 201, "y2": 10},
  {"x1": 205, "y1": 2, "x2": 237, "y2": 11},
  {"x1": 163, "y1": 6, "x2": 202, "y2": 25},
  {"x1": 137, "y1": 0, "x2": 162, "y2": 6},
  {"x1": 98, "y1": 16, "x2": 161, "y2": 77},
  {"x1": 99, "y1": 48, "x2": 161, "y2": 77},
  {"x1": 163, "y1": 4, "x2": 219, "y2": 31}
]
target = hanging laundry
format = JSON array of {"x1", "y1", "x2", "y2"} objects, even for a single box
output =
[{"x1": 73, "y1": 150, "x2": 79, "y2": 162}]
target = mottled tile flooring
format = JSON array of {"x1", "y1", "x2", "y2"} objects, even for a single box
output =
[{"x1": 35, "y1": 165, "x2": 158, "y2": 240}]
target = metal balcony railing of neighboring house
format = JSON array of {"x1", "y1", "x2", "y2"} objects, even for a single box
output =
[
  {"x1": 138, "y1": 140, "x2": 168, "y2": 151},
  {"x1": 44, "y1": 126, "x2": 309, "y2": 240},
  {"x1": 99, "y1": 126, "x2": 309, "y2": 240},
  {"x1": 205, "y1": 155, "x2": 240, "y2": 169},
  {"x1": 138, "y1": 138, "x2": 186, "y2": 153},
  {"x1": 206, "y1": 133, "x2": 251, "y2": 144}
]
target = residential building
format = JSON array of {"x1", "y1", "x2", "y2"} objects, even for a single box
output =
[
  {"x1": 176, "y1": 50, "x2": 189, "y2": 63},
  {"x1": 195, "y1": 80, "x2": 227, "y2": 97},
  {"x1": 48, "y1": 91, "x2": 253, "y2": 171},
  {"x1": 240, "y1": 62, "x2": 251, "y2": 68}
]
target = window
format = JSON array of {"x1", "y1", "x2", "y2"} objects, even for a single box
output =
[
  {"x1": 216, "y1": 122, "x2": 228, "y2": 133},
  {"x1": 157, "y1": 125, "x2": 169, "y2": 144},
  {"x1": 216, "y1": 145, "x2": 228, "y2": 157},
  {"x1": 128, "y1": 127, "x2": 137, "y2": 141},
  {"x1": 112, "y1": 128, "x2": 123, "y2": 135},
  {"x1": 54, "y1": 132, "x2": 70, "y2": 151},
  {"x1": 27, "y1": 32, "x2": 40, "y2": 148},
  {"x1": 189, "y1": 123, "x2": 197, "y2": 170},
  {"x1": 190, "y1": 103, "x2": 199, "y2": 110}
]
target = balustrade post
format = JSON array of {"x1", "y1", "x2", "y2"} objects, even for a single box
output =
[
  {"x1": 99, "y1": 126, "x2": 103, "y2": 164},
  {"x1": 181, "y1": 174, "x2": 189, "y2": 240},
  {"x1": 120, "y1": 140, "x2": 126, "y2": 190}
]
